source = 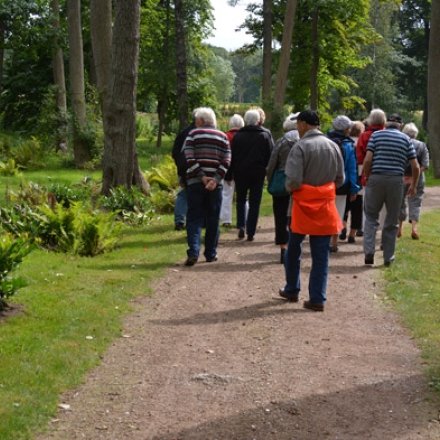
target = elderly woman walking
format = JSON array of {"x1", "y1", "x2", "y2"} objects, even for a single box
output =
[
  {"x1": 266, "y1": 113, "x2": 299, "y2": 263},
  {"x1": 398, "y1": 122, "x2": 429, "y2": 239},
  {"x1": 230, "y1": 109, "x2": 274, "y2": 241}
]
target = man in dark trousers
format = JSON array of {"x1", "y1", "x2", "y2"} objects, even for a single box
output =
[{"x1": 171, "y1": 112, "x2": 196, "y2": 230}]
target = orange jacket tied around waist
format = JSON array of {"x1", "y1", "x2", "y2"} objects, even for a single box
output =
[{"x1": 290, "y1": 182, "x2": 342, "y2": 235}]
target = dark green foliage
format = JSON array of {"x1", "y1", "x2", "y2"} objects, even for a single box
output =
[
  {"x1": 0, "y1": 233, "x2": 31, "y2": 307},
  {"x1": 47, "y1": 181, "x2": 95, "y2": 208},
  {"x1": 100, "y1": 186, "x2": 154, "y2": 219}
]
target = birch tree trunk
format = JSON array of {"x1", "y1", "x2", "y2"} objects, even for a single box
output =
[
  {"x1": 67, "y1": 0, "x2": 90, "y2": 166},
  {"x1": 428, "y1": 0, "x2": 440, "y2": 177}
]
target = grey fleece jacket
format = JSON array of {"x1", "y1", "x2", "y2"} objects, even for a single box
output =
[{"x1": 285, "y1": 128, "x2": 345, "y2": 191}]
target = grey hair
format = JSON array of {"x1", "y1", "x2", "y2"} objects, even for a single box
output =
[
  {"x1": 283, "y1": 114, "x2": 298, "y2": 132},
  {"x1": 229, "y1": 114, "x2": 244, "y2": 129},
  {"x1": 194, "y1": 107, "x2": 217, "y2": 127},
  {"x1": 402, "y1": 122, "x2": 419, "y2": 139},
  {"x1": 244, "y1": 109, "x2": 261, "y2": 126},
  {"x1": 368, "y1": 108, "x2": 386, "y2": 126}
]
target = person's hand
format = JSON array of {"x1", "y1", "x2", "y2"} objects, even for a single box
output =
[
  {"x1": 205, "y1": 179, "x2": 217, "y2": 191},
  {"x1": 201, "y1": 176, "x2": 211, "y2": 186},
  {"x1": 407, "y1": 184, "x2": 416, "y2": 197},
  {"x1": 349, "y1": 194, "x2": 357, "y2": 202}
]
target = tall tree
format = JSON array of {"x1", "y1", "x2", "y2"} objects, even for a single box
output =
[
  {"x1": 262, "y1": 0, "x2": 272, "y2": 119},
  {"x1": 101, "y1": 0, "x2": 148, "y2": 194},
  {"x1": 309, "y1": 4, "x2": 319, "y2": 110},
  {"x1": 50, "y1": 0, "x2": 67, "y2": 150},
  {"x1": 272, "y1": 0, "x2": 298, "y2": 136},
  {"x1": 174, "y1": 0, "x2": 189, "y2": 130},
  {"x1": 67, "y1": 0, "x2": 90, "y2": 166},
  {"x1": 428, "y1": 0, "x2": 440, "y2": 177}
]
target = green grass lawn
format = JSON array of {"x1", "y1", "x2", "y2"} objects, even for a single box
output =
[{"x1": 384, "y1": 209, "x2": 440, "y2": 391}]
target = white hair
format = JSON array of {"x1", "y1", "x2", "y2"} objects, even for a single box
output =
[
  {"x1": 402, "y1": 122, "x2": 419, "y2": 139},
  {"x1": 368, "y1": 108, "x2": 386, "y2": 126},
  {"x1": 283, "y1": 113, "x2": 298, "y2": 132},
  {"x1": 194, "y1": 107, "x2": 217, "y2": 127},
  {"x1": 229, "y1": 114, "x2": 244, "y2": 129},
  {"x1": 244, "y1": 109, "x2": 261, "y2": 126}
]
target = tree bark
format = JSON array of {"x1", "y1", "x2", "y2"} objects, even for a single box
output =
[
  {"x1": 174, "y1": 0, "x2": 189, "y2": 131},
  {"x1": 428, "y1": 0, "x2": 440, "y2": 177},
  {"x1": 272, "y1": 0, "x2": 298, "y2": 137},
  {"x1": 50, "y1": 0, "x2": 67, "y2": 150},
  {"x1": 67, "y1": 0, "x2": 90, "y2": 166},
  {"x1": 0, "y1": 18, "x2": 6, "y2": 94},
  {"x1": 262, "y1": 0, "x2": 273, "y2": 120},
  {"x1": 310, "y1": 5, "x2": 319, "y2": 111},
  {"x1": 101, "y1": 0, "x2": 148, "y2": 195}
]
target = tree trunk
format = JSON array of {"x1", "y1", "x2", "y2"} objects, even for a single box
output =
[
  {"x1": 90, "y1": 0, "x2": 113, "y2": 164},
  {"x1": 174, "y1": 0, "x2": 189, "y2": 131},
  {"x1": 156, "y1": 0, "x2": 171, "y2": 147},
  {"x1": 428, "y1": 0, "x2": 440, "y2": 177},
  {"x1": 262, "y1": 0, "x2": 273, "y2": 120},
  {"x1": 310, "y1": 5, "x2": 319, "y2": 111},
  {"x1": 67, "y1": 0, "x2": 90, "y2": 166},
  {"x1": 272, "y1": 0, "x2": 298, "y2": 137},
  {"x1": 51, "y1": 0, "x2": 68, "y2": 151},
  {"x1": 101, "y1": 0, "x2": 149, "y2": 195},
  {"x1": 0, "y1": 18, "x2": 6, "y2": 94}
]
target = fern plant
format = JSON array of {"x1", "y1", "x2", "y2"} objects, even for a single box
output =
[{"x1": 0, "y1": 233, "x2": 32, "y2": 309}]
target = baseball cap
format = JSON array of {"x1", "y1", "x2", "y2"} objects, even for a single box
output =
[
  {"x1": 332, "y1": 115, "x2": 353, "y2": 131},
  {"x1": 297, "y1": 110, "x2": 320, "y2": 126}
]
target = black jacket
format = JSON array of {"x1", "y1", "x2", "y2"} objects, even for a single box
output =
[
  {"x1": 172, "y1": 123, "x2": 196, "y2": 180},
  {"x1": 230, "y1": 125, "x2": 274, "y2": 183}
]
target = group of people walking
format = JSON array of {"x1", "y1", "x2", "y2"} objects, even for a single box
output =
[{"x1": 172, "y1": 106, "x2": 429, "y2": 312}]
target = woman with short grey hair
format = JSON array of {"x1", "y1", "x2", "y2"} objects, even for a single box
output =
[{"x1": 398, "y1": 122, "x2": 429, "y2": 239}]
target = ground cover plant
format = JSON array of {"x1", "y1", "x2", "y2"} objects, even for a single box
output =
[{"x1": 384, "y1": 209, "x2": 440, "y2": 392}]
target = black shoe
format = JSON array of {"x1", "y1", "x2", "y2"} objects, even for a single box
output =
[
  {"x1": 339, "y1": 228, "x2": 347, "y2": 240},
  {"x1": 222, "y1": 223, "x2": 232, "y2": 228},
  {"x1": 184, "y1": 256, "x2": 198, "y2": 266},
  {"x1": 356, "y1": 230, "x2": 364, "y2": 237},
  {"x1": 246, "y1": 235, "x2": 254, "y2": 242},
  {"x1": 280, "y1": 248, "x2": 286, "y2": 264},
  {"x1": 175, "y1": 223, "x2": 185, "y2": 231},
  {"x1": 365, "y1": 254, "x2": 374, "y2": 265},
  {"x1": 303, "y1": 300, "x2": 324, "y2": 312},
  {"x1": 384, "y1": 256, "x2": 395, "y2": 267},
  {"x1": 238, "y1": 228, "x2": 245, "y2": 239},
  {"x1": 347, "y1": 236, "x2": 355, "y2": 244},
  {"x1": 329, "y1": 245, "x2": 338, "y2": 253},
  {"x1": 279, "y1": 288, "x2": 299, "y2": 302},
  {"x1": 206, "y1": 256, "x2": 218, "y2": 263}
]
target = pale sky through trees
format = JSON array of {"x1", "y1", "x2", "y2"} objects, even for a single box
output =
[{"x1": 205, "y1": 0, "x2": 254, "y2": 50}]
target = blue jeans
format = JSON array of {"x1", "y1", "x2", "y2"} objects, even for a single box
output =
[
  {"x1": 235, "y1": 178, "x2": 264, "y2": 238},
  {"x1": 283, "y1": 232, "x2": 331, "y2": 304},
  {"x1": 186, "y1": 183, "x2": 222, "y2": 260},
  {"x1": 174, "y1": 187, "x2": 187, "y2": 225}
]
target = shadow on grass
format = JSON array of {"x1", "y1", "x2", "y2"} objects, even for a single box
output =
[{"x1": 151, "y1": 375, "x2": 438, "y2": 440}]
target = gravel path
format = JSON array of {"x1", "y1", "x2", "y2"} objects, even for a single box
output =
[{"x1": 38, "y1": 187, "x2": 440, "y2": 440}]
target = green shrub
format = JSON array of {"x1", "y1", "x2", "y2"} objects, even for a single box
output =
[
  {"x1": 0, "y1": 233, "x2": 32, "y2": 309},
  {"x1": 149, "y1": 189, "x2": 176, "y2": 214},
  {"x1": 0, "y1": 158, "x2": 22, "y2": 176},
  {"x1": 145, "y1": 155, "x2": 179, "y2": 191},
  {"x1": 100, "y1": 186, "x2": 153, "y2": 216},
  {"x1": 47, "y1": 181, "x2": 94, "y2": 208},
  {"x1": 6, "y1": 181, "x2": 48, "y2": 206},
  {"x1": 71, "y1": 203, "x2": 120, "y2": 256},
  {"x1": 12, "y1": 136, "x2": 45, "y2": 169}
]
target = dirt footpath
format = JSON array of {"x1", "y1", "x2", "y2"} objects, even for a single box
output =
[{"x1": 39, "y1": 188, "x2": 440, "y2": 440}]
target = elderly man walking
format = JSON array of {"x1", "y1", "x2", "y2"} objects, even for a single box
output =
[
  {"x1": 362, "y1": 113, "x2": 420, "y2": 266},
  {"x1": 279, "y1": 110, "x2": 344, "y2": 312},
  {"x1": 183, "y1": 107, "x2": 231, "y2": 266}
]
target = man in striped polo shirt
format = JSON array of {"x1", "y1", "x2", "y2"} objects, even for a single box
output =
[
  {"x1": 183, "y1": 107, "x2": 231, "y2": 266},
  {"x1": 362, "y1": 113, "x2": 420, "y2": 266}
]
